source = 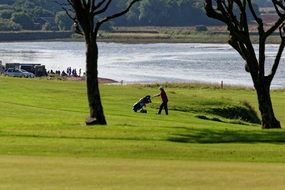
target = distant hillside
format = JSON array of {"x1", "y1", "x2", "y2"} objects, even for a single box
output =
[
  {"x1": 0, "y1": 0, "x2": 69, "y2": 31},
  {"x1": 0, "y1": 0, "x2": 263, "y2": 31}
]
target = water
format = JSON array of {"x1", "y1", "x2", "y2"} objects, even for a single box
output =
[{"x1": 0, "y1": 41, "x2": 284, "y2": 88}]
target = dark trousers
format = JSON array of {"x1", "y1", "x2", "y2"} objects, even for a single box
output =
[{"x1": 158, "y1": 101, "x2": 168, "y2": 115}]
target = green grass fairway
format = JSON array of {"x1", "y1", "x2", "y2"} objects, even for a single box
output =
[
  {"x1": 1, "y1": 156, "x2": 285, "y2": 190},
  {"x1": 1, "y1": 77, "x2": 285, "y2": 189}
]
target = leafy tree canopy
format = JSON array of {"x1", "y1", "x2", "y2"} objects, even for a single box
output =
[{"x1": 0, "y1": 0, "x2": 265, "y2": 31}]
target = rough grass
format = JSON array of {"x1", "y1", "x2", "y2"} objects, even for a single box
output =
[
  {"x1": 1, "y1": 76, "x2": 285, "y2": 189},
  {"x1": 207, "y1": 101, "x2": 261, "y2": 124},
  {"x1": 94, "y1": 26, "x2": 284, "y2": 44}
]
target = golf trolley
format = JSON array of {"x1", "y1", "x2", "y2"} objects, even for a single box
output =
[{"x1": 133, "y1": 95, "x2": 152, "y2": 113}]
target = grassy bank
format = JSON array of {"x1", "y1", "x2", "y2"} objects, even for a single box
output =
[
  {"x1": 96, "y1": 26, "x2": 282, "y2": 44},
  {"x1": 1, "y1": 77, "x2": 285, "y2": 189},
  {"x1": 97, "y1": 32, "x2": 231, "y2": 43},
  {"x1": 0, "y1": 27, "x2": 282, "y2": 44}
]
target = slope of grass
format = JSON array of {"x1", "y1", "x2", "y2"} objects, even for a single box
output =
[{"x1": 1, "y1": 76, "x2": 285, "y2": 189}]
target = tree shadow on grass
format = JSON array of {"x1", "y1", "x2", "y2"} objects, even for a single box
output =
[{"x1": 168, "y1": 128, "x2": 285, "y2": 144}]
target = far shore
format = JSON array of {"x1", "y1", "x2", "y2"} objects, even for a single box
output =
[
  {"x1": 46, "y1": 75, "x2": 118, "y2": 84},
  {"x1": 0, "y1": 28, "x2": 282, "y2": 44},
  {"x1": 0, "y1": 34, "x2": 281, "y2": 44}
]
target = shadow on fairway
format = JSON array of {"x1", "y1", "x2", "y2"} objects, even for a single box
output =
[{"x1": 168, "y1": 128, "x2": 285, "y2": 144}]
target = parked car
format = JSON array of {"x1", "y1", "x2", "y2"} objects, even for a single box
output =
[
  {"x1": 0, "y1": 64, "x2": 4, "y2": 74},
  {"x1": 4, "y1": 68, "x2": 35, "y2": 78}
]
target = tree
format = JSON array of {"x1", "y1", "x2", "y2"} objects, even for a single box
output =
[
  {"x1": 66, "y1": 0, "x2": 141, "y2": 125},
  {"x1": 205, "y1": 0, "x2": 285, "y2": 129},
  {"x1": 0, "y1": 19, "x2": 22, "y2": 31},
  {"x1": 11, "y1": 12, "x2": 34, "y2": 30},
  {"x1": 55, "y1": 11, "x2": 73, "y2": 30},
  {"x1": 138, "y1": 0, "x2": 170, "y2": 25},
  {"x1": 0, "y1": 10, "x2": 13, "y2": 19}
]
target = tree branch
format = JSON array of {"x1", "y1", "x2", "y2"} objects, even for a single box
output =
[
  {"x1": 94, "y1": 0, "x2": 107, "y2": 10},
  {"x1": 272, "y1": 0, "x2": 285, "y2": 16},
  {"x1": 68, "y1": 0, "x2": 91, "y2": 36},
  {"x1": 266, "y1": 0, "x2": 285, "y2": 37},
  {"x1": 97, "y1": 0, "x2": 141, "y2": 27},
  {"x1": 82, "y1": 0, "x2": 88, "y2": 9},
  {"x1": 248, "y1": 0, "x2": 263, "y2": 29},
  {"x1": 205, "y1": 0, "x2": 227, "y2": 23},
  {"x1": 205, "y1": 0, "x2": 246, "y2": 40},
  {"x1": 93, "y1": 0, "x2": 112, "y2": 15},
  {"x1": 268, "y1": 23, "x2": 285, "y2": 83},
  {"x1": 205, "y1": 0, "x2": 258, "y2": 79},
  {"x1": 265, "y1": 17, "x2": 285, "y2": 37},
  {"x1": 91, "y1": 0, "x2": 96, "y2": 10}
]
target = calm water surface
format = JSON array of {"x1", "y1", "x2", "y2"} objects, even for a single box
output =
[{"x1": 0, "y1": 41, "x2": 284, "y2": 88}]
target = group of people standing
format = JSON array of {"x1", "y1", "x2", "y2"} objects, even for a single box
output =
[
  {"x1": 47, "y1": 67, "x2": 83, "y2": 78},
  {"x1": 66, "y1": 67, "x2": 82, "y2": 77}
]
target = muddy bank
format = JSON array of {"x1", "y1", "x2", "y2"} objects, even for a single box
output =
[{"x1": 66, "y1": 76, "x2": 118, "y2": 84}]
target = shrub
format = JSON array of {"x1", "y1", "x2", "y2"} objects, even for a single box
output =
[
  {"x1": 0, "y1": 19, "x2": 22, "y2": 31},
  {"x1": 11, "y1": 12, "x2": 34, "y2": 30},
  {"x1": 208, "y1": 101, "x2": 261, "y2": 124},
  {"x1": 195, "y1": 25, "x2": 208, "y2": 32},
  {"x1": 0, "y1": 10, "x2": 13, "y2": 19}
]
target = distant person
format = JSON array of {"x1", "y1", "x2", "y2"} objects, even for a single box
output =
[
  {"x1": 61, "y1": 71, "x2": 68, "y2": 77},
  {"x1": 154, "y1": 86, "x2": 168, "y2": 115},
  {"x1": 67, "y1": 67, "x2": 72, "y2": 76},
  {"x1": 55, "y1": 70, "x2": 61, "y2": 75},
  {"x1": 72, "y1": 69, "x2": 78, "y2": 77}
]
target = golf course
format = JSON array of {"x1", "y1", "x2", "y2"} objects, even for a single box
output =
[{"x1": 1, "y1": 76, "x2": 285, "y2": 189}]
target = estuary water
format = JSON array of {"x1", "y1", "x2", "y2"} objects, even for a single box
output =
[{"x1": 0, "y1": 41, "x2": 284, "y2": 88}]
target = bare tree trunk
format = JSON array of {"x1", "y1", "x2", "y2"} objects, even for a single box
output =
[
  {"x1": 255, "y1": 82, "x2": 280, "y2": 129},
  {"x1": 67, "y1": 0, "x2": 141, "y2": 125},
  {"x1": 85, "y1": 40, "x2": 106, "y2": 125}
]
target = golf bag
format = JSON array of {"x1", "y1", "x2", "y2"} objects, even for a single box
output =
[{"x1": 133, "y1": 95, "x2": 152, "y2": 113}]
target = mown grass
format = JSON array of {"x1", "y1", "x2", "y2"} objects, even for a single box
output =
[{"x1": 1, "y1": 76, "x2": 285, "y2": 189}]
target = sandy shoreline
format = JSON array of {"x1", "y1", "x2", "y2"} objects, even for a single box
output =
[
  {"x1": 66, "y1": 76, "x2": 118, "y2": 84},
  {"x1": 99, "y1": 77, "x2": 118, "y2": 83}
]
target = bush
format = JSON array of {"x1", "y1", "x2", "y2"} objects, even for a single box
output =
[
  {"x1": 0, "y1": 10, "x2": 13, "y2": 19},
  {"x1": 0, "y1": 19, "x2": 22, "y2": 31},
  {"x1": 195, "y1": 25, "x2": 208, "y2": 32},
  {"x1": 41, "y1": 22, "x2": 51, "y2": 31},
  {"x1": 208, "y1": 101, "x2": 261, "y2": 124},
  {"x1": 11, "y1": 12, "x2": 34, "y2": 30}
]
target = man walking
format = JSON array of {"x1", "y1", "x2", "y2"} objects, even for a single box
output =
[{"x1": 154, "y1": 86, "x2": 168, "y2": 115}]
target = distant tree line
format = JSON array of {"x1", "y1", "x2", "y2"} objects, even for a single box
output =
[
  {"x1": 0, "y1": 0, "x2": 71, "y2": 31},
  {"x1": 109, "y1": 0, "x2": 216, "y2": 26},
  {"x1": 0, "y1": 0, "x2": 263, "y2": 31}
]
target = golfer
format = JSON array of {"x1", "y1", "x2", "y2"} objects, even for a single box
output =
[{"x1": 154, "y1": 86, "x2": 168, "y2": 115}]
